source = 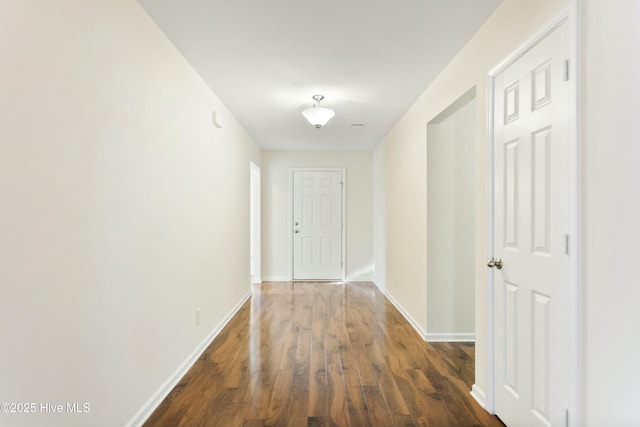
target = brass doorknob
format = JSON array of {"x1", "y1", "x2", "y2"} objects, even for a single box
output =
[{"x1": 487, "y1": 258, "x2": 503, "y2": 270}]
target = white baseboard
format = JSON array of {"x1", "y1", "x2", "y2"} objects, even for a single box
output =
[
  {"x1": 346, "y1": 275, "x2": 374, "y2": 282},
  {"x1": 425, "y1": 332, "x2": 475, "y2": 342},
  {"x1": 125, "y1": 290, "x2": 252, "y2": 427},
  {"x1": 372, "y1": 280, "x2": 385, "y2": 294},
  {"x1": 371, "y1": 280, "x2": 385, "y2": 292},
  {"x1": 262, "y1": 276, "x2": 375, "y2": 282},
  {"x1": 471, "y1": 384, "x2": 488, "y2": 410},
  {"x1": 376, "y1": 284, "x2": 427, "y2": 340},
  {"x1": 261, "y1": 276, "x2": 290, "y2": 282}
]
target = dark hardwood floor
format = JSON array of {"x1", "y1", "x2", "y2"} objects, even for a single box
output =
[{"x1": 143, "y1": 281, "x2": 505, "y2": 427}]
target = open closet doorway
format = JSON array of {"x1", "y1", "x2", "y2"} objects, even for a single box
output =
[{"x1": 426, "y1": 88, "x2": 477, "y2": 343}]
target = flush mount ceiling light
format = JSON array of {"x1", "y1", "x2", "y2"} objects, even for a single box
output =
[{"x1": 302, "y1": 95, "x2": 335, "y2": 128}]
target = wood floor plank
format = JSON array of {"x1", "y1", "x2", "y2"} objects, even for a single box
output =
[
  {"x1": 431, "y1": 342, "x2": 476, "y2": 388},
  {"x1": 283, "y1": 388, "x2": 309, "y2": 427},
  {"x1": 326, "y1": 332, "x2": 348, "y2": 426},
  {"x1": 350, "y1": 342, "x2": 378, "y2": 387},
  {"x1": 307, "y1": 416, "x2": 329, "y2": 427},
  {"x1": 207, "y1": 400, "x2": 249, "y2": 427},
  {"x1": 342, "y1": 358, "x2": 372, "y2": 426},
  {"x1": 143, "y1": 282, "x2": 504, "y2": 427},
  {"x1": 308, "y1": 317, "x2": 328, "y2": 418},
  {"x1": 244, "y1": 378, "x2": 271, "y2": 421},
  {"x1": 277, "y1": 325, "x2": 299, "y2": 371},
  {"x1": 264, "y1": 369, "x2": 294, "y2": 426},
  {"x1": 369, "y1": 341, "x2": 411, "y2": 417},
  {"x1": 293, "y1": 331, "x2": 312, "y2": 390},
  {"x1": 362, "y1": 385, "x2": 395, "y2": 427}
]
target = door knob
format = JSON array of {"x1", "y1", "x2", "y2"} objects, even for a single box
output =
[{"x1": 487, "y1": 258, "x2": 503, "y2": 270}]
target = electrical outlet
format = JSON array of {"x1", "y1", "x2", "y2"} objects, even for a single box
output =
[{"x1": 196, "y1": 308, "x2": 201, "y2": 326}]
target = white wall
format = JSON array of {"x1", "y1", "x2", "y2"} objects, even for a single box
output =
[
  {"x1": 581, "y1": 1, "x2": 640, "y2": 425},
  {"x1": 261, "y1": 151, "x2": 373, "y2": 281},
  {"x1": 426, "y1": 93, "x2": 476, "y2": 340},
  {"x1": 0, "y1": 1, "x2": 260, "y2": 427},
  {"x1": 373, "y1": 0, "x2": 571, "y2": 406}
]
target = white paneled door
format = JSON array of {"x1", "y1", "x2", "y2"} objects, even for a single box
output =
[
  {"x1": 292, "y1": 170, "x2": 343, "y2": 280},
  {"x1": 492, "y1": 19, "x2": 572, "y2": 427}
]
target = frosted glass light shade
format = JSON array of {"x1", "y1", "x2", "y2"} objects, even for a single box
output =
[{"x1": 302, "y1": 106, "x2": 335, "y2": 128}]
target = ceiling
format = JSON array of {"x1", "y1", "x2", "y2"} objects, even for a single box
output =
[{"x1": 137, "y1": 0, "x2": 502, "y2": 151}]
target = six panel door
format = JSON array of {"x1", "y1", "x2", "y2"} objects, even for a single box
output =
[
  {"x1": 292, "y1": 170, "x2": 343, "y2": 280},
  {"x1": 493, "y1": 20, "x2": 572, "y2": 427}
]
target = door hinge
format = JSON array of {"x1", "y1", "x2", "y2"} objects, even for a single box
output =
[
  {"x1": 563, "y1": 59, "x2": 570, "y2": 81},
  {"x1": 564, "y1": 233, "x2": 570, "y2": 255}
]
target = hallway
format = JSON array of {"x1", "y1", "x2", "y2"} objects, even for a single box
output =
[{"x1": 144, "y1": 282, "x2": 504, "y2": 426}]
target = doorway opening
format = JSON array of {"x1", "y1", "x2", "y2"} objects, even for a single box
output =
[{"x1": 426, "y1": 87, "x2": 477, "y2": 343}]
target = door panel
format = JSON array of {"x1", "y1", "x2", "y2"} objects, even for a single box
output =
[
  {"x1": 532, "y1": 127, "x2": 551, "y2": 254},
  {"x1": 493, "y1": 20, "x2": 571, "y2": 427},
  {"x1": 504, "y1": 139, "x2": 520, "y2": 249},
  {"x1": 292, "y1": 170, "x2": 343, "y2": 280},
  {"x1": 504, "y1": 281, "x2": 519, "y2": 397}
]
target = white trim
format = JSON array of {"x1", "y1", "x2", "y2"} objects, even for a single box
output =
[
  {"x1": 568, "y1": 3, "x2": 582, "y2": 425},
  {"x1": 341, "y1": 170, "x2": 346, "y2": 283},
  {"x1": 249, "y1": 161, "x2": 261, "y2": 287},
  {"x1": 372, "y1": 280, "x2": 385, "y2": 293},
  {"x1": 125, "y1": 291, "x2": 252, "y2": 427},
  {"x1": 425, "y1": 333, "x2": 475, "y2": 343},
  {"x1": 289, "y1": 168, "x2": 346, "y2": 281},
  {"x1": 488, "y1": 13, "x2": 569, "y2": 76},
  {"x1": 261, "y1": 276, "x2": 291, "y2": 282},
  {"x1": 485, "y1": 4, "x2": 580, "y2": 425},
  {"x1": 373, "y1": 281, "x2": 427, "y2": 339},
  {"x1": 251, "y1": 276, "x2": 262, "y2": 285},
  {"x1": 470, "y1": 384, "x2": 488, "y2": 410},
  {"x1": 345, "y1": 275, "x2": 374, "y2": 282},
  {"x1": 484, "y1": 66, "x2": 497, "y2": 416}
]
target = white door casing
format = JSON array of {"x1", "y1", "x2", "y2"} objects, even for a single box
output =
[
  {"x1": 250, "y1": 162, "x2": 261, "y2": 284},
  {"x1": 490, "y1": 16, "x2": 575, "y2": 427},
  {"x1": 291, "y1": 169, "x2": 344, "y2": 280}
]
